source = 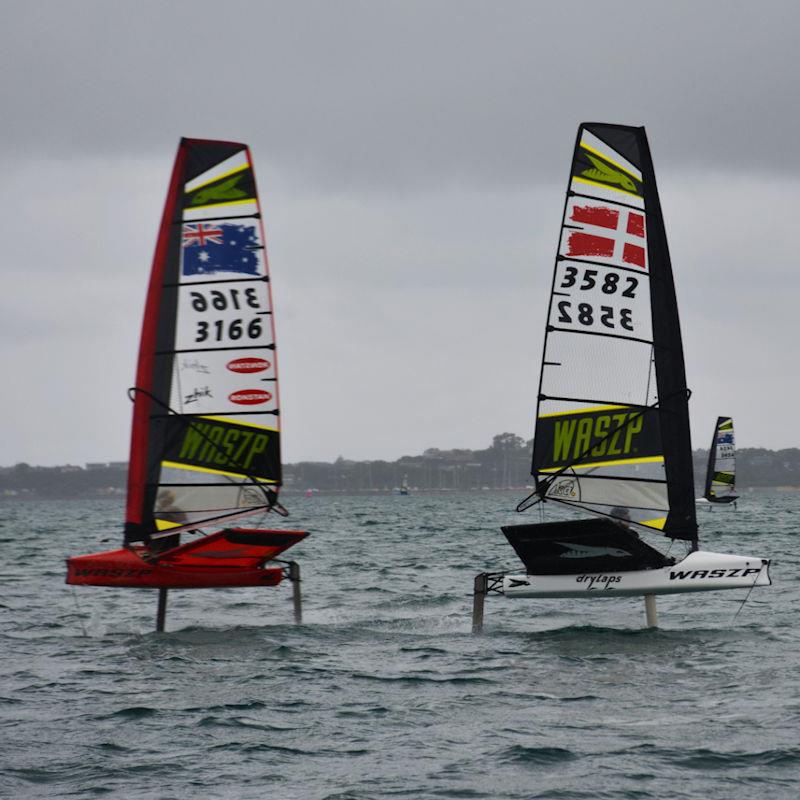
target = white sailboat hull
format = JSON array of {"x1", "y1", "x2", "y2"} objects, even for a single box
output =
[
  {"x1": 695, "y1": 497, "x2": 738, "y2": 507},
  {"x1": 502, "y1": 550, "x2": 770, "y2": 598}
]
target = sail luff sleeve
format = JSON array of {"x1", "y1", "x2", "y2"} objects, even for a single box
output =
[
  {"x1": 125, "y1": 143, "x2": 187, "y2": 543},
  {"x1": 637, "y1": 127, "x2": 697, "y2": 540}
]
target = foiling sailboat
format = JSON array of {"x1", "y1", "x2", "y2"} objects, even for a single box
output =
[
  {"x1": 67, "y1": 138, "x2": 307, "y2": 629},
  {"x1": 697, "y1": 416, "x2": 738, "y2": 507},
  {"x1": 472, "y1": 123, "x2": 768, "y2": 630}
]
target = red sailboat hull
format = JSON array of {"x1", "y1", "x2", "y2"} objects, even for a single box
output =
[{"x1": 66, "y1": 528, "x2": 308, "y2": 589}]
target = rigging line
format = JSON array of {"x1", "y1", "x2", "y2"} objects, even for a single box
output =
[
  {"x1": 69, "y1": 585, "x2": 88, "y2": 637},
  {"x1": 732, "y1": 569, "x2": 763, "y2": 622},
  {"x1": 536, "y1": 496, "x2": 675, "y2": 536},
  {"x1": 539, "y1": 394, "x2": 652, "y2": 410},
  {"x1": 540, "y1": 473, "x2": 668, "y2": 485},
  {"x1": 163, "y1": 275, "x2": 270, "y2": 288},
  {"x1": 162, "y1": 344, "x2": 276, "y2": 355},
  {"x1": 172, "y1": 212, "x2": 260, "y2": 224},
  {"x1": 567, "y1": 190, "x2": 645, "y2": 214},
  {"x1": 128, "y1": 387, "x2": 289, "y2": 520},
  {"x1": 545, "y1": 326, "x2": 654, "y2": 347},
  {"x1": 644, "y1": 345, "x2": 655, "y2": 404}
]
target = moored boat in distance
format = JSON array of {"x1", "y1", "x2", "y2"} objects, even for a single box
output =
[
  {"x1": 66, "y1": 138, "x2": 308, "y2": 630},
  {"x1": 696, "y1": 416, "x2": 739, "y2": 508},
  {"x1": 472, "y1": 123, "x2": 769, "y2": 631}
]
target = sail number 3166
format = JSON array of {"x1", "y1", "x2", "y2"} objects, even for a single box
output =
[{"x1": 195, "y1": 318, "x2": 263, "y2": 342}]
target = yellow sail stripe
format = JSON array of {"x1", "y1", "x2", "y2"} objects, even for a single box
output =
[
  {"x1": 201, "y1": 415, "x2": 278, "y2": 432},
  {"x1": 186, "y1": 198, "x2": 258, "y2": 214},
  {"x1": 161, "y1": 460, "x2": 278, "y2": 482},
  {"x1": 580, "y1": 142, "x2": 641, "y2": 182},
  {"x1": 640, "y1": 516, "x2": 667, "y2": 530},
  {"x1": 571, "y1": 175, "x2": 642, "y2": 200},
  {"x1": 155, "y1": 519, "x2": 182, "y2": 531},
  {"x1": 538, "y1": 404, "x2": 630, "y2": 419},
  {"x1": 185, "y1": 161, "x2": 250, "y2": 193},
  {"x1": 539, "y1": 455, "x2": 664, "y2": 472}
]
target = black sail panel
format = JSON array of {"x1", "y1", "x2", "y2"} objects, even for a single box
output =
[{"x1": 528, "y1": 123, "x2": 697, "y2": 542}]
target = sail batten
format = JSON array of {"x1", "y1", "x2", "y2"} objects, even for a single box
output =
[
  {"x1": 124, "y1": 139, "x2": 282, "y2": 544},
  {"x1": 528, "y1": 123, "x2": 697, "y2": 541}
]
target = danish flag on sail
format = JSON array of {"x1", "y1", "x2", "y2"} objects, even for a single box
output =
[{"x1": 562, "y1": 198, "x2": 647, "y2": 270}]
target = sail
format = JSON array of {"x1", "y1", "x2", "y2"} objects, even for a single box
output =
[
  {"x1": 704, "y1": 416, "x2": 737, "y2": 501},
  {"x1": 125, "y1": 138, "x2": 281, "y2": 544},
  {"x1": 527, "y1": 123, "x2": 697, "y2": 541}
]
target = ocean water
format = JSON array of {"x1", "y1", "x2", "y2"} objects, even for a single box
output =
[{"x1": 1, "y1": 491, "x2": 798, "y2": 799}]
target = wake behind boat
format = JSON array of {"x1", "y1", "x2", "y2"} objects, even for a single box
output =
[
  {"x1": 696, "y1": 416, "x2": 739, "y2": 507},
  {"x1": 66, "y1": 138, "x2": 308, "y2": 630},
  {"x1": 472, "y1": 123, "x2": 769, "y2": 631}
]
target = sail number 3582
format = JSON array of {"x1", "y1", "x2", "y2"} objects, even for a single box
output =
[
  {"x1": 557, "y1": 301, "x2": 633, "y2": 331},
  {"x1": 560, "y1": 267, "x2": 638, "y2": 296}
]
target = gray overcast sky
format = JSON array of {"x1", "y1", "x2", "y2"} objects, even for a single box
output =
[{"x1": 2, "y1": 0, "x2": 799, "y2": 466}]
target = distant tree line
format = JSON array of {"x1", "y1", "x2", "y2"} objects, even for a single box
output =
[{"x1": 3, "y1": 436, "x2": 800, "y2": 500}]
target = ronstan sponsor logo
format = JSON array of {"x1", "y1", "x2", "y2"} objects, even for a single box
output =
[
  {"x1": 229, "y1": 389, "x2": 272, "y2": 405},
  {"x1": 227, "y1": 357, "x2": 271, "y2": 374}
]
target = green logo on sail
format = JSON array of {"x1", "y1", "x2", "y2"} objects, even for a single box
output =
[
  {"x1": 162, "y1": 417, "x2": 279, "y2": 481},
  {"x1": 189, "y1": 174, "x2": 249, "y2": 206},
  {"x1": 534, "y1": 406, "x2": 661, "y2": 471},
  {"x1": 580, "y1": 154, "x2": 637, "y2": 192}
]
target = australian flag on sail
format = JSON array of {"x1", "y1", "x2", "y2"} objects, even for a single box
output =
[{"x1": 181, "y1": 222, "x2": 261, "y2": 276}]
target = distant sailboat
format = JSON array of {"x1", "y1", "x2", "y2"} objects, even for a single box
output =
[
  {"x1": 472, "y1": 123, "x2": 769, "y2": 630},
  {"x1": 697, "y1": 416, "x2": 738, "y2": 507},
  {"x1": 67, "y1": 138, "x2": 308, "y2": 629}
]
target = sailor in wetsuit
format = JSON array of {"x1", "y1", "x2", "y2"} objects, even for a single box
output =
[{"x1": 610, "y1": 505, "x2": 633, "y2": 531}]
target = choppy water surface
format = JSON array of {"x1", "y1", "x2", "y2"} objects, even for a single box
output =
[{"x1": 1, "y1": 491, "x2": 798, "y2": 799}]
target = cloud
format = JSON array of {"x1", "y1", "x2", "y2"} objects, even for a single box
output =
[{"x1": 2, "y1": 1, "x2": 798, "y2": 465}]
